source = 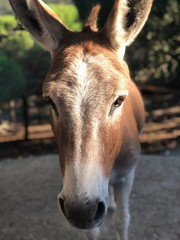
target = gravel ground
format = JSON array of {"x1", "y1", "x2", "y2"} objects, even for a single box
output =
[{"x1": 0, "y1": 153, "x2": 180, "y2": 240}]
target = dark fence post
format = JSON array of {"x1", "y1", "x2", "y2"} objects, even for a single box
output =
[{"x1": 22, "y1": 96, "x2": 28, "y2": 140}]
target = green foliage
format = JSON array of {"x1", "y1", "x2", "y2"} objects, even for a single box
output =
[
  {"x1": 0, "y1": 52, "x2": 26, "y2": 102},
  {"x1": 0, "y1": 15, "x2": 34, "y2": 58},
  {"x1": 126, "y1": 0, "x2": 179, "y2": 89},
  {"x1": 0, "y1": 15, "x2": 28, "y2": 100},
  {"x1": 21, "y1": 46, "x2": 50, "y2": 95},
  {"x1": 0, "y1": 15, "x2": 17, "y2": 35},
  {"x1": 0, "y1": 16, "x2": 49, "y2": 98},
  {"x1": 1, "y1": 32, "x2": 34, "y2": 60},
  {"x1": 48, "y1": 4, "x2": 82, "y2": 31},
  {"x1": 0, "y1": 3, "x2": 82, "y2": 101}
]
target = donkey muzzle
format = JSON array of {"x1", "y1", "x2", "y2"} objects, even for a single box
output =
[{"x1": 58, "y1": 194, "x2": 108, "y2": 229}]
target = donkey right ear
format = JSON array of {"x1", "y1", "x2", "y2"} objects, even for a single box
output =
[
  {"x1": 102, "y1": 0, "x2": 153, "y2": 59},
  {"x1": 9, "y1": 0, "x2": 71, "y2": 52}
]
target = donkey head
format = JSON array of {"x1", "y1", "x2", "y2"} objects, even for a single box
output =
[{"x1": 9, "y1": 0, "x2": 152, "y2": 229}]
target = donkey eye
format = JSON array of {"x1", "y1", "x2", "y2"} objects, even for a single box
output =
[
  {"x1": 109, "y1": 95, "x2": 126, "y2": 116},
  {"x1": 44, "y1": 97, "x2": 54, "y2": 106},
  {"x1": 44, "y1": 97, "x2": 58, "y2": 113},
  {"x1": 113, "y1": 96, "x2": 125, "y2": 108}
]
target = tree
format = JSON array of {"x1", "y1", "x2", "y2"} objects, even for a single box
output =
[
  {"x1": 48, "y1": 3, "x2": 82, "y2": 31},
  {"x1": 0, "y1": 51, "x2": 26, "y2": 102},
  {"x1": 0, "y1": 3, "x2": 83, "y2": 96},
  {"x1": 126, "y1": 0, "x2": 179, "y2": 89}
]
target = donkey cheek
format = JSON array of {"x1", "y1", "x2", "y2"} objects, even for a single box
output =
[{"x1": 101, "y1": 134, "x2": 123, "y2": 177}]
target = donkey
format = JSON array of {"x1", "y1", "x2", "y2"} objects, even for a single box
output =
[{"x1": 9, "y1": 0, "x2": 153, "y2": 239}]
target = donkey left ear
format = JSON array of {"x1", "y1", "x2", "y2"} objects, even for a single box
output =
[
  {"x1": 102, "y1": 0, "x2": 153, "y2": 58},
  {"x1": 9, "y1": 0, "x2": 71, "y2": 52}
]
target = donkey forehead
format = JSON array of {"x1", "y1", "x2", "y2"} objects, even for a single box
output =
[{"x1": 43, "y1": 43, "x2": 129, "y2": 100}]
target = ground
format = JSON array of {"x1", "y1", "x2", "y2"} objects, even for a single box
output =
[{"x1": 0, "y1": 152, "x2": 179, "y2": 240}]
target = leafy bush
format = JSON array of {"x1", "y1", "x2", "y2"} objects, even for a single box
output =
[
  {"x1": 0, "y1": 15, "x2": 17, "y2": 35},
  {"x1": 1, "y1": 30, "x2": 34, "y2": 60},
  {"x1": 126, "y1": 0, "x2": 179, "y2": 89},
  {"x1": 0, "y1": 52, "x2": 26, "y2": 102},
  {"x1": 48, "y1": 4, "x2": 82, "y2": 31}
]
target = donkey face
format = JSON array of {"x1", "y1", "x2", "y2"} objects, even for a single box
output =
[
  {"x1": 43, "y1": 41, "x2": 129, "y2": 228},
  {"x1": 43, "y1": 41, "x2": 129, "y2": 175},
  {"x1": 9, "y1": 0, "x2": 152, "y2": 230}
]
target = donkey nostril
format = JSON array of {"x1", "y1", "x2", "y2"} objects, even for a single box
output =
[
  {"x1": 94, "y1": 201, "x2": 106, "y2": 221},
  {"x1": 59, "y1": 198, "x2": 66, "y2": 216}
]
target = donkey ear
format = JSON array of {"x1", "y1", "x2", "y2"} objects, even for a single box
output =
[
  {"x1": 9, "y1": 0, "x2": 71, "y2": 52},
  {"x1": 84, "y1": 4, "x2": 101, "y2": 32},
  {"x1": 102, "y1": 0, "x2": 153, "y2": 57}
]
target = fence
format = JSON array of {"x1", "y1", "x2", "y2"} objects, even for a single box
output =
[{"x1": 0, "y1": 86, "x2": 179, "y2": 154}]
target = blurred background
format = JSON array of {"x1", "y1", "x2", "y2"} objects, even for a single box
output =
[{"x1": 0, "y1": 0, "x2": 179, "y2": 158}]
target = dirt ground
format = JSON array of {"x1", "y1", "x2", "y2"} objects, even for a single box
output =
[{"x1": 0, "y1": 152, "x2": 180, "y2": 240}]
